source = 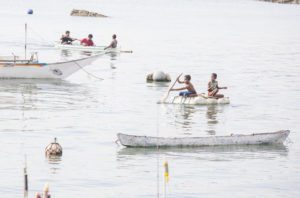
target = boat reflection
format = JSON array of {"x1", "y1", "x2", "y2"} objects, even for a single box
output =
[
  {"x1": 161, "y1": 103, "x2": 229, "y2": 135},
  {"x1": 109, "y1": 51, "x2": 118, "y2": 69},
  {"x1": 0, "y1": 79, "x2": 92, "y2": 111},
  {"x1": 117, "y1": 144, "x2": 289, "y2": 161},
  {"x1": 175, "y1": 105, "x2": 197, "y2": 131},
  {"x1": 206, "y1": 105, "x2": 219, "y2": 135},
  {"x1": 60, "y1": 49, "x2": 72, "y2": 58},
  {"x1": 45, "y1": 155, "x2": 62, "y2": 174}
]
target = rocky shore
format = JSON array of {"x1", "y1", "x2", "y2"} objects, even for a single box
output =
[
  {"x1": 70, "y1": 9, "x2": 108, "y2": 17},
  {"x1": 261, "y1": 0, "x2": 300, "y2": 4}
]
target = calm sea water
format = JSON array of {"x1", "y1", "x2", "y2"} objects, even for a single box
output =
[{"x1": 0, "y1": 0, "x2": 300, "y2": 197}]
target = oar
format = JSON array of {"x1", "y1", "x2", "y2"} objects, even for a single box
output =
[
  {"x1": 120, "y1": 50, "x2": 133, "y2": 53},
  {"x1": 160, "y1": 73, "x2": 183, "y2": 103}
]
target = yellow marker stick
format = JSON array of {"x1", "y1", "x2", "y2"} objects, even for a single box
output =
[{"x1": 164, "y1": 160, "x2": 169, "y2": 181}]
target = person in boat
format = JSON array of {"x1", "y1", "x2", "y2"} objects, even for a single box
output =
[
  {"x1": 80, "y1": 34, "x2": 94, "y2": 46},
  {"x1": 170, "y1": 75, "x2": 197, "y2": 97},
  {"x1": 208, "y1": 73, "x2": 227, "y2": 98},
  {"x1": 104, "y1": 34, "x2": 118, "y2": 50},
  {"x1": 60, "y1": 31, "x2": 77, "y2": 45}
]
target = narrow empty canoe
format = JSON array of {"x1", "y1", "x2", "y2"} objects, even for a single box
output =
[
  {"x1": 117, "y1": 130, "x2": 290, "y2": 147},
  {"x1": 171, "y1": 95, "x2": 230, "y2": 105}
]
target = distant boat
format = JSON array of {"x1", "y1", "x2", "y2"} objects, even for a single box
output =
[
  {"x1": 55, "y1": 43, "x2": 120, "y2": 53},
  {"x1": 0, "y1": 23, "x2": 106, "y2": 79},
  {"x1": 0, "y1": 52, "x2": 104, "y2": 79},
  {"x1": 117, "y1": 130, "x2": 290, "y2": 147}
]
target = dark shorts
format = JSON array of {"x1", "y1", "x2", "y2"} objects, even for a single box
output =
[{"x1": 179, "y1": 91, "x2": 197, "y2": 97}]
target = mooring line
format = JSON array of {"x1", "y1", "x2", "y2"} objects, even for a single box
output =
[
  {"x1": 156, "y1": 104, "x2": 160, "y2": 198},
  {"x1": 74, "y1": 61, "x2": 104, "y2": 80}
]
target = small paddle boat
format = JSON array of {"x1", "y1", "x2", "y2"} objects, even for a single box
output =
[
  {"x1": 170, "y1": 94, "x2": 230, "y2": 105},
  {"x1": 117, "y1": 130, "x2": 290, "y2": 147},
  {"x1": 55, "y1": 43, "x2": 120, "y2": 53}
]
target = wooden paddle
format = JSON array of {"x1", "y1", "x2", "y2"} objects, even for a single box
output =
[{"x1": 160, "y1": 73, "x2": 183, "y2": 103}]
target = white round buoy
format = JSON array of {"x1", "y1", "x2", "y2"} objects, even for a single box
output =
[
  {"x1": 146, "y1": 71, "x2": 171, "y2": 82},
  {"x1": 153, "y1": 71, "x2": 166, "y2": 81}
]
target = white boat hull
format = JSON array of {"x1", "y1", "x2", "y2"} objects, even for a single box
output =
[
  {"x1": 171, "y1": 95, "x2": 230, "y2": 105},
  {"x1": 0, "y1": 53, "x2": 104, "y2": 79},
  {"x1": 117, "y1": 130, "x2": 290, "y2": 147}
]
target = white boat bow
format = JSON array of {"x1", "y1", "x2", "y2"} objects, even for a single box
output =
[{"x1": 0, "y1": 52, "x2": 105, "y2": 79}]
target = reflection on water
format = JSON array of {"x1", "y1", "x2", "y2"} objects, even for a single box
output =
[
  {"x1": 109, "y1": 52, "x2": 118, "y2": 60},
  {"x1": 45, "y1": 155, "x2": 62, "y2": 174},
  {"x1": 163, "y1": 104, "x2": 227, "y2": 134},
  {"x1": 175, "y1": 105, "x2": 197, "y2": 132},
  {"x1": 109, "y1": 52, "x2": 118, "y2": 69},
  {"x1": 206, "y1": 105, "x2": 220, "y2": 135},
  {"x1": 0, "y1": 79, "x2": 89, "y2": 106},
  {"x1": 60, "y1": 49, "x2": 72, "y2": 58},
  {"x1": 117, "y1": 144, "x2": 289, "y2": 161},
  {"x1": 146, "y1": 81, "x2": 170, "y2": 88},
  {"x1": 80, "y1": 51, "x2": 93, "y2": 56}
]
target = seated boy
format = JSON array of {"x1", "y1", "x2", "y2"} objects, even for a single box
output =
[
  {"x1": 208, "y1": 73, "x2": 227, "y2": 98},
  {"x1": 170, "y1": 75, "x2": 197, "y2": 97}
]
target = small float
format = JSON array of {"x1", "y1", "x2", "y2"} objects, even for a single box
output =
[
  {"x1": 146, "y1": 71, "x2": 171, "y2": 82},
  {"x1": 170, "y1": 94, "x2": 230, "y2": 105},
  {"x1": 117, "y1": 130, "x2": 290, "y2": 147}
]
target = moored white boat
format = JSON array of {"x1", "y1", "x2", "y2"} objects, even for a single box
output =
[
  {"x1": 171, "y1": 94, "x2": 230, "y2": 105},
  {"x1": 0, "y1": 52, "x2": 105, "y2": 79},
  {"x1": 117, "y1": 130, "x2": 290, "y2": 147}
]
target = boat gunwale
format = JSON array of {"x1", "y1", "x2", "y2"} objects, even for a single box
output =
[
  {"x1": 117, "y1": 130, "x2": 290, "y2": 140},
  {"x1": 0, "y1": 52, "x2": 106, "y2": 66}
]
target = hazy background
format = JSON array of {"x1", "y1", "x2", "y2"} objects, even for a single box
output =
[{"x1": 0, "y1": 0, "x2": 299, "y2": 197}]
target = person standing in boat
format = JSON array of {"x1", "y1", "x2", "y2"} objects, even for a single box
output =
[
  {"x1": 104, "y1": 34, "x2": 118, "y2": 50},
  {"x1": 208, "y1": 73, "x2": 227, "y2": 98},
  {"x1": 60, "y1": 31, "x2": 77, "y2": 45},
  {"x1": 170, "y1": 75, "x2": 197, "y2": 97},
  {"x1": 80, "y1": 34, "x2": 94, "y2": 46}
]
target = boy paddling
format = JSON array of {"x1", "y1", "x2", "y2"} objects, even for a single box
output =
[
  {"x1": 170, "y1": 75, "x2": 197, "y2": 97},
  {"x1": 208, "y1": 73, "x2": 227, "y2": 98}
]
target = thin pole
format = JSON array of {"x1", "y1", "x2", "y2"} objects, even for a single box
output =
[
  {"x1": 156, "y1": 105, "x2": 160, "y2": 198},
  {"x1": 25, "y1": 23, "x2": 27, "y2": 60},
  {"x1": 164, "y1": 159, "x2": 169, "y2": 198},
  {"x1": 24, "y1": 155, "x2": 28, "y2": 198},
  {"x1": 164, "y1": 178, "x2": 166, "y2": 198}
]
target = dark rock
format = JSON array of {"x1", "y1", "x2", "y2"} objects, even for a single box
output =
[
  {"x1": 260, "y1": 0, "x2": 300, "y2": 4},
  {"x1": 70, "y1": 9, "x2": 108, "y2": 17}
]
